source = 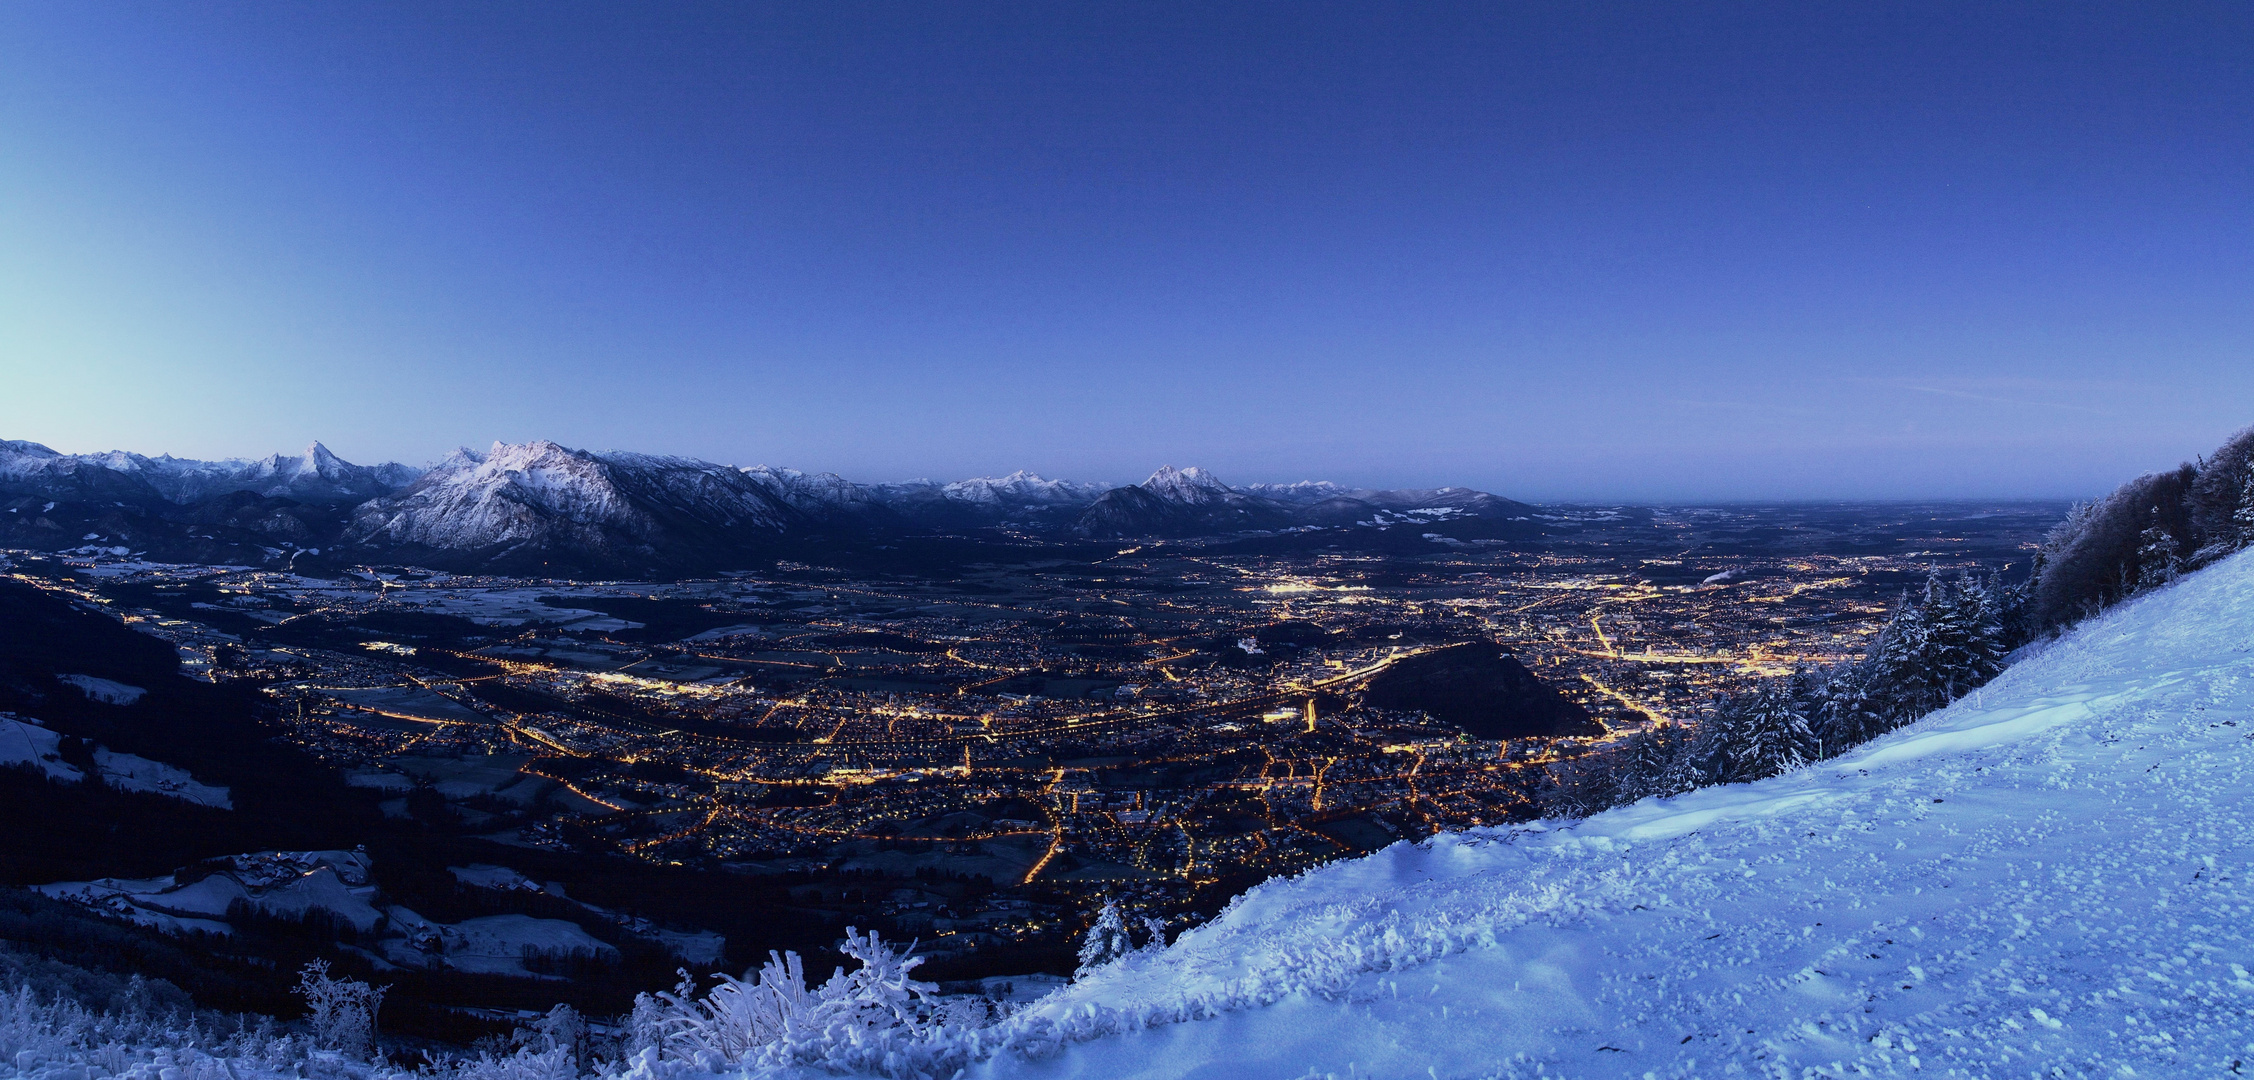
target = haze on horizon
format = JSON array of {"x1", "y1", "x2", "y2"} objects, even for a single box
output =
[{"x1": 1, "y1": 3, "x2": 2248, "y2": 502}]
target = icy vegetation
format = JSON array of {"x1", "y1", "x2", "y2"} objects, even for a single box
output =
[{"x1": 0, "y1": 932, "x2": 957, "y2": 1080}]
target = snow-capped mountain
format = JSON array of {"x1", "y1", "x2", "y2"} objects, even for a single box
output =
[
  {"x1": 1073, "y1": 466, "x2": 1294, "y2": 537},
  {"x1": 739, "y1": 464, "x2": 886, "y2": 519},
  {"x1": 1074, "y1": 466, "x2": 1537, "y2": 539},
  {"x1": 0, "y1": 439, "x2": 417, "y2": 505},
  {"x1": 344, "y1": 441, "x2": 802, "y2": 575},
  {"x1": 2, "y1": 434, "x2": 1549, "y2": 571},
  {"x1": 1240, "y1": 479, "x2": 1353, "y2": 503},
  {"x1": 1137, "y1": 465, "x2": 1239, "y2": 505},
  {"x1": 949, "y1": 547, "x2": 2254, "y2": 1079},
  {"x1": 935, "y1": 470, "x2": 1111, "y2": 507}
]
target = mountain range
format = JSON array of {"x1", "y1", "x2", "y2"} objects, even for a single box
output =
[{"x1": 0, "y1": 438, "x2": 1541, "y2": 576}]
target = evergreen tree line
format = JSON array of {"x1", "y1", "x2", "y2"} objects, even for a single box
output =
[
  {"x1": 1543, "y1": 571, "x2": 2020, "y2": 816},
  {"x1": 1543, "y1": 424, "x2": 2254, "y2": 819}
]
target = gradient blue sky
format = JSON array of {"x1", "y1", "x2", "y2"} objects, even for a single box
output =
[{"x1": 2, "y1": 2, "x2": 2248, "y2": 500}]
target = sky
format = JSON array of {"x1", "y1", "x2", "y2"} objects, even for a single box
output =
[{"x1": 1, "y1": 2, "x2": 2248, "y2": 501}]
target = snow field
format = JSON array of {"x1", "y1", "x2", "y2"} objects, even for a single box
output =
[{"x1": 957, "y1": 549, "x2": 2254, "y2": 1079}]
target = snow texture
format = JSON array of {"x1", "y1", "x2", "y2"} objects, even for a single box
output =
[
  {"x1": 88, "y1": 750, "x2": 232, "y2": 810},
  {"x1": 934, "y1": 472, "x2": 1110, "y2": 507},
  {"x1": 951, "y1": 547, "x2": 2254, "y2": 1079},
  {"x1": 38, "y1": 851, "x2": 379, "y2": 937},
  {"x1": 0, "y1": 713, "x2": 227, "y2": 808},
  {"x1": 1137, "y1": 466, "x2": 1239, "y2": 506},
  {"x1": 54, "y1": 677, "x2": 146, "y2": 707},
  {"x1": 0, "y1": 716, "x2": 83, "y2": 783}
]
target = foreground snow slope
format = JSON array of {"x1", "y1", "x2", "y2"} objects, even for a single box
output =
[{"x1": 977, "y1": 550, "x2": 2254, "y2": 1079}]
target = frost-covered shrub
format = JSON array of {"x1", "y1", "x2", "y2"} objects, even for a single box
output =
[
  {"x1": 626, "y1": 927, "x2": 956, "y2": 1078},
  {"x1": 0, "y1": 982, "x2": 331, "y2": 1080},
  {"x1": 429, "y1": 1045, "x2": 580, "y2": 1080},
  {"x1": 294, "y1": 960, "x2": 385, "y2": 1061}
]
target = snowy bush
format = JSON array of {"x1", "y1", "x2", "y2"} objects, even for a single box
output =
[
  {"x1": 0, "y1": 981, "x2": 335, "y2": 1080},
  {"x1": 430, "y1": 1045, "x2": 580, "y2": 1080},
  {"x1": 624, "y1": 927, "x2": 959, "y2": 1078},
  {"x1": 294, "y1": 960, "x2": 385, "y2": 1062}
]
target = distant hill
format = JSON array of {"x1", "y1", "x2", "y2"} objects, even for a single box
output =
[{"x1": 1360, "y1": 641, "x2": 1601, "y2": 739}]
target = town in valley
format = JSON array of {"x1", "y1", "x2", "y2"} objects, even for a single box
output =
[{"x1": 1, "y1": 500, "x2": 2059, "y2": 986}]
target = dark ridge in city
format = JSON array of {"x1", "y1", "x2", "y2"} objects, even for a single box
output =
[{"x1": 1360, "y1": 641, "x2": 1602, "y2": 740}]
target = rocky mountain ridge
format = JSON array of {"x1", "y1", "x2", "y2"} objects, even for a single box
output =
[{"x1": 1, "y1": 437, "x2": 1543, "y2": 575}]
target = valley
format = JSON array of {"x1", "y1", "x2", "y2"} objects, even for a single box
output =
[{"x1": 0, "y1": 497, "x2": 2061, "y2": 1032}]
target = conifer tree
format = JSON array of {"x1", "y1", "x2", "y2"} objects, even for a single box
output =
[
  {"x1": 1605, "y1": 724, "x2": 1678, "y2": 805},
  {"x1": 1813, "y1": 663, "x2": 1889, "y2": 756},
  {"x1": 1967, "y1": 575, "x2": 2011, "y2": 681},
  {"x1": 1656, "y1": 720, "x2": 1712, "y2": 797},
  {"x1": 1640, "y1": 721, "x2": 1698, "y2": 797},
  {"x1": 1725, "y1": 682, "x2": 1815, "y2": 781},
  {"x1": 2133, "y1": 511, "x2": 2181, "y2": 592},
  {"x1": 2237, "y1": 466, "x2": 2254, "y2": 548},
  {"x1": 1872, "y1": 586, "x2": 1945, "y2": 718},
  {"x1": 1077, "y1": 900, "x2": 1133, "y2": 975},
  {"x1": 1928, "y1": 575, "x2": 2006, "y2": 700}
]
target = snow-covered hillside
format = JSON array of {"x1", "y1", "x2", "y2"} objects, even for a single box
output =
[{"x1": 963, "y1": 548, "x2": 2254, "y2": 1079}]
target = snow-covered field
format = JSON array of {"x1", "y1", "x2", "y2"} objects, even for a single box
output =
[
  {"x1": 965, "y1": 549, "x2": 2254, "y2": 1079},
  {"x1": 0, "y1": 715, "x2": 230, "y2": 809}
]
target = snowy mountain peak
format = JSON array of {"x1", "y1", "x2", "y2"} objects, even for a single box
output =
[
  {"x1": 942, "y1": 471, "x2": 1109, "y2": 505},
  {"x1": 1242, "y1": 479, "x2": 1353, "y2": 503},
  {"x1": 345, "y1": 440, "x2": 798, "y2": 574},
  {"x1": 0, "y1": 438, "x2": 419, "y2": 504},
  {"x1": 0, "y1": 439, "x2": 62, "y2": 462},
  {"x1": 738, "y1": 464, "x2": 875, "y2": 513},
  {"x1": 1140, "y1": 465, "x2": 1237, "y2": 504}
]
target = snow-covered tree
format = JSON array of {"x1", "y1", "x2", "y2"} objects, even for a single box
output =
[
  {"x1": 1608, "y1": 722, "x2": 1691, "y2": 803},
  {"x1": 1720, "y1": 684, "x2": 1815, "y2": 782},
  {"x1": 1657, "y1": 720, "x2": 1714, "y2": 796},
  {"x1": 1812, "y1": 663, "x2": 1890, "y2": 757},
  {"x1": 2237, "y1": 466, "x2": 2254, "y2": 548},
  {"x1": 1077, "y1": 900, "x2": 1134, "y2": 975},
  {"x1": 294, "y1": 959, "x2": 385, "y2": 1061},
  {"x1": 2133, "y1": 511, "x2": 2182, "y2": 592},
  {"x1": 1870, "y1": 588, "x2": 1945, "y2": 719},
  {"x1": 1929, "y1": 575, "x2": 2007, "y2": 699}
]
